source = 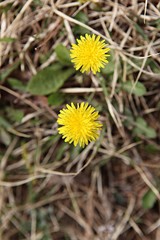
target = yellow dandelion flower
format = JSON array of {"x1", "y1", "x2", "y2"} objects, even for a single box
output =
[
  {"x1": 70, "y1": 34, "x2": 110, "y2": 74},
  {"x1": 57, "y1": 102, "x2": 102, "y2": 147}
]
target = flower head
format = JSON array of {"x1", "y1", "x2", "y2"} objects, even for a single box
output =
[
  {"x1": 57, "y1": 102, "x2": 102, "y2": 147},
  {"x1": 70, "y1": 34, "x2": 110, "y2": 74}
]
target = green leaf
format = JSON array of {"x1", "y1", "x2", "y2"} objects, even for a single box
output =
[
  {"x1": 39, "y1": 51, "x2": 52, "y2": 64},
  {"x1": 6, "y1": 108, "x2": 24, "y2": 123},
  {"x1": 155, "y1": 18, "x2": 160, "y2": 29},
  {"x1": 101, "y1": 51, "x2": 114, "y2": 75},
  {"x1": 55, "y1": 44, "x2": 72, "y2": 66},
  {"x1": 142, "y1": 189, "x2": 157, "y2": 209},
  {"x1": 0, "y1": 116, "x2": 11, "y2": 129},
  {"x1": 48, "y1": 92, "x2": 65, "y2": 106},
  {"x1": 0, "y1": 3, "x2": 13, "y2": 13},
  {"x1": 135, "y1": 117, "x2": 147, "y2": 127},
  {"x1": 144, "y1": 127, "x2": 157, "y2": 139},
  {"x1": 121, "y1": 81, "x2": 147, "y2": 96},
  {"x1": 133, "y1": 117, "x2": 157, "y2": 139},
  {"x1": 0, "y1": 116, "x2": 12, "y2": 145},
  {"x1": 0, "y1": 128, "x2": 11, "y2": 146},
  {"x1": 7, "y1": 78, "x2": 26, "y2": 91},
  {"x1": 134, "y1": 23, "x2": 148, "y2": 40},
  {"x1": 144, "y1": 144, "x2": 160, "y2": 154},
  {"x1": 73, "y1": 12, "x2": 90, "y2": 35},
  {"x1": 98, "y1": 74, "x2": 109, "y2": 97},
  {"x1": 74, "y1": 11, "x2": 89, "y2": 23},
  {"x1": 123, "y1": 108, "x2": 134, "y2": 128},
  {"x1": 147, "y1": 59, "x2": 160, "y2": 74},
  {"x1": 0, "y1": 61, "x2": 20, "y2": 83},
  {"x1": 27, "y1": 65, "x2": 75, "y2": 95},
  {"x1": 0, "y1": 37, "x2": 16, "y2": 43},
  {"x1": 33, "y1": 0, "x2": 43, "y2": 6}
]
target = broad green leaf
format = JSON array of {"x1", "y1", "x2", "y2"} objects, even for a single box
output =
[
  {"x1": 48, "y1": 92, "x2": 65, "y2": 106},
  {"x1": 135, "y1": 117, "x2": 147, "y2": 127},
  {"x1": 142, "y1": 189, "x2": 157, "y2": 209},
  {"x1": 73, "y1": 26, "x2": 90, "y2": 36},
  {"x1": 27, "y1": 65, "x2": 75, "y2": 95},
  {"x1": 55, "y1": 44, "x2": 72, "y2": 66},
  {"x1": 121, "y1": 81, "x2": 147, "y2": 96},
  {"x1": 8, "y1": 78, "x2": 26, "y2": 91},
  {"x1": 73, "y1": 12, "x2": 90, "y2": 35},
  {"x1": 133, "y1": 117, "x2": 157, "y2": 139},
  {"x1": 74, "y1": 11, "x2": 89, "y2": 23},
  {"x1": 143, "y1": 127, "x2": 157, "y2": 139}
]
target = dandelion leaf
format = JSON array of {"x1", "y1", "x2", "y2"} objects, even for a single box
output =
[
  {"x1": 142, "y1": 189, "x2": 157, "y2": 209},
  {"x1": 55, "y1": 44, "x2": 72, "y2": 66},
  {"x1": 27, "y1": 65, "x2": 75, "y2": 95},
  {"x1": 122, "y1": 81, "x2": 147, "y2": 96}
]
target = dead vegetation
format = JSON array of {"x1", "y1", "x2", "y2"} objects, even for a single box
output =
[{"x1": 0, "y1": 0, "x2": 160, "y2": 239}]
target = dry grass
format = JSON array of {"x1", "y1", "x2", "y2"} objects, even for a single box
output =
[{"x1": 0, "y1": 0, "x2": 160, "y2": 239}]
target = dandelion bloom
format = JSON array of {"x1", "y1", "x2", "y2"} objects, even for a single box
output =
[
  {"x1": 57, "y1": 102, "x2": 102, "y2": 147},
  {"x1": 70, "y1": 34, "x2": 110, "y2": 74}
]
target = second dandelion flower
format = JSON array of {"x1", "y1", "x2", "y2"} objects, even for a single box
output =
[
  {"x1": 57, "y1": 102, "x2": 102, "y2": 148},
  {"x1": 70, "y1": 34, "x2": 110, "y2": 74}
]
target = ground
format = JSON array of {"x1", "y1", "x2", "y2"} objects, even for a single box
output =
[{"x1": 0, "y1": 0, "x2": 160, "y2": 240}]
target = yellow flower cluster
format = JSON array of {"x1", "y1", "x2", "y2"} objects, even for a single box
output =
[{"x1": 57, "y1": 34, "x2": 110, "y2": 147}]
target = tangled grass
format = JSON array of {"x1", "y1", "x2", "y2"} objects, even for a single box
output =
[{"x1": 0, "y1": 0, "x2": 160, "y2": 239}]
